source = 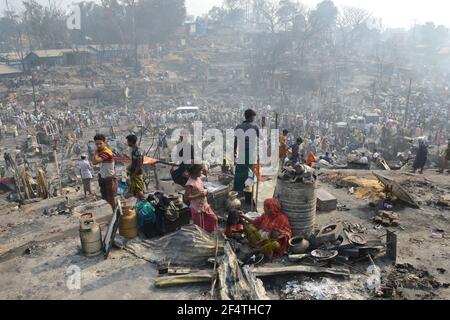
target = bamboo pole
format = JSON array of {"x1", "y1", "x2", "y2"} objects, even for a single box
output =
[
  {"x1": 209, "y1": 236, "x2": 220, "y2": 298},
  {"x1": 255, "y1": 168, "x2": 259, "y2": 211}
]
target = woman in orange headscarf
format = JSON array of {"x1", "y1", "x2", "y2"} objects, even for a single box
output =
[{"x1": 241, "y1": 198, "x2": 292, "y2": 259}]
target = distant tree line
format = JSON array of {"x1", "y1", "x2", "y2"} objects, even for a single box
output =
[
  {"x1": 205, "y1": 0, "x2": 450, "y2": 94},
  {"x1": 0, "y1": 0, "x2": 186, "y2": 51}
]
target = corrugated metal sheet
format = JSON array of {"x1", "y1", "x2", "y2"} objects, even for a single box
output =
[
  {"x1": 31, "y1": 49, "x2": 75, "y2": 58},
  {"x1": 30, "y1": 49, "x2": 91, "y2": 58},
  {"x1": 0, "y1": 64, "x2": 22, "y2": 75},
  {"x1": 88, "y1": 44, "x2": 133, "y2": 52},
  {"x1": 0, "y1": 52, "x2": 24, "y2": 61}
]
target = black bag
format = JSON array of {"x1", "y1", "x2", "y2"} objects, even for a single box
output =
[
  {"x1": 145, "y1": 192, "x2": 190, "y2": 236},
  {"x1": 171, "y1": 164, "x2": 189, "y2": 187}
]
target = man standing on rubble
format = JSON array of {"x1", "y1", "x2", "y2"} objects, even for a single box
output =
[
  {"x1": 79, "y1": 154, "x2": 93, "y2": 198},
  {"x1": 234, "y1": 109, "x2": 259, "y2": 193},
  {"x1": 93, "y1": 134, "x2": 117, "y2": 211},
  {"x1": 126, "y1": 134, "x2": 145, "y2": 200},
  {"x1": 412, "y1": 139, "x2": 428, "y2": 174}
]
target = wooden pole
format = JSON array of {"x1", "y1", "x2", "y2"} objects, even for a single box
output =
[
  {"x1": 53, "y1": 149, "x2": 62, "y2": 192},
  {"x1": 210, "y1": 236, "x2": 220, "y2": 299},
  {"x1": 253, "y1": 114, "x2": 267, "y2": 211},
  {"x1": 31, "y1": 71, "x2": 37, "y2": 112},
  {"x1": 250, "y1": 182, "x2": 255, "y2": 212},
  {"x1": 275, "y1": 112, "x2": 279, "y2": 129},
  {"x1": 255, "y1": 170, "x2": 259, "y2": 211}
]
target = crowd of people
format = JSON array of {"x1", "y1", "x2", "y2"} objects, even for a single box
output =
[{"x1": 1, "y1": 75, "x2": 449, "y2": 260}]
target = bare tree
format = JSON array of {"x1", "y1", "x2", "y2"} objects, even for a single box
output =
[
  {"x1": 336, "y1": 6, "x2": 371, "y2": 54},
  {"x1": 21, "y1": 0, "x2": 69, "y2": 49},
  {"x1": 277, "y1": 0, "x2": 305, "y2": 32},
  {"x1": 4, "y1": 0, "x2": 27, "y2": 70}
]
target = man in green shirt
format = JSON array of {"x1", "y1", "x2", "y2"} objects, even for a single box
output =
[
  {"x1": 233, "y1": 109, "x2": 259, "y2": 193},
  {"x1": 126, "y1": 134, "x2": 145, "y2": 200}
]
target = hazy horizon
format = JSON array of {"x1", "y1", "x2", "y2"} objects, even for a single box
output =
[
  {"x1": 1, "y1": 0, "x2": 449, "y2": 29},
  {"x1": 187, "y1": 0, "x2": 450, "y2": 29}
]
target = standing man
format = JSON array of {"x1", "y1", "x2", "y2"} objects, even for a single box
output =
[
  {"x1": 234, "y1": 109, "x2": 259, "y2": 193},
  {"x1": 92, "y1": 134, "x2": 117, "y2": 210},
  {"x1": 290, "y1": 138, "x2": 304, "y2": 163},
  {"x1": 126, "y1": 134, "x2": 145, "y2": 200},
  {"x1": 412, "y1": 139, "x2": 428, "y2": 174},
  {"x1": 79, "y1": 154, "x2": 93, "y2": 198}
]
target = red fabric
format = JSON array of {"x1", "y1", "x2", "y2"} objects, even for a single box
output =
[
  {"x1": 114, "y1": 156, "x2": 158, "y2": 165},
  {"x1": 0, "y1": 177, "x2": 14, "y2": 185},
  {"x1": 190, "y1": 206, "x2": 218, "y2": 233},
  {"x1": 253, "y1": 198, "x2": 292, "y2": 257},
  {"x1": 306, "y1": 151, "x2": 317, "y2": 166},
  {"x1": 224, "y1": 224, "x2": 245, "y2": 238}
]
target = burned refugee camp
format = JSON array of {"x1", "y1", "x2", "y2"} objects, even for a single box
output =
[{"x1": 0, "y1": 0, "x2": 449, "y2": 303}]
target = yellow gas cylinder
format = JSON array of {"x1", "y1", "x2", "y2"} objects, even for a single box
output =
[
  {"x1": 79, "y1": 213, "x2": 102, "y2": 257},
  {"x1": 119, "y1": 204, "x2": 138, "y2": 239}
]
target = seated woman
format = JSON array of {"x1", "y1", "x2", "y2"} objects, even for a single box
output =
[
  {"x1": 184, "y1": 164, "x2": 218, "y2": 233},
  {"x1": 240, "y1": 198, "x2": 292, "y2": 259}
]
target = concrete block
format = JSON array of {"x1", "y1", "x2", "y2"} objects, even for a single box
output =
[{"x1": 317, "y1": 188, "x2": 337, "y2": 212}]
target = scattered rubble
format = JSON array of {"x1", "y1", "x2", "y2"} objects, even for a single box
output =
[
  {"x1": 379, "y1": 263, "x2": 447, "y2": 300},
  {"x1": 321, "y1": 172, "x2": 384, "y2": 200}
]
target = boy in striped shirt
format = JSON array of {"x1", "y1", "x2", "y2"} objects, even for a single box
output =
[{"x1": 93, "y1": 134, "x2": 117, "y2": 211}]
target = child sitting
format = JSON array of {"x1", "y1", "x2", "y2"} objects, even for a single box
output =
[{"x1": 224, "y1": 209, "x2": 245, "y2": 240}]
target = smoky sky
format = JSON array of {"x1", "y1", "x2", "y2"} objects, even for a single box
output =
[
  {"x1": 2, "y1": 0, "x2": 449, "y2": 29},
  {"x1": 187, "y1": 0, "x2": 450, "y2": 29}
]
